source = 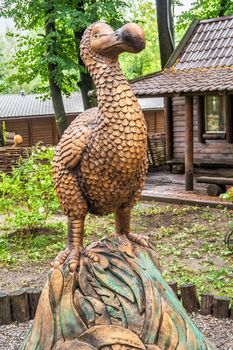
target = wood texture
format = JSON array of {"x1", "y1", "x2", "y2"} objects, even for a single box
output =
[
  {"x1": 0, "y1": 291, "x2": 11, "y2": 325},
  {"x1": 180, "y1": 283, "x2": 200, "y2": 312},
  {"x1": 196, "y1": 176, "x2": 233, "y2": 185},
  {"x1": 173, "y1": 95, "x2": 233, "y2": 164},
  {"x1": 10, "y1": 289, "x2": 29, "y2": 322},
  {"x1": 52, "y1": 22, "x2": 148, "y2": 271},
  {"x1": 212, "y1": 296, "x2": 230, "y2": 318},
  {"x1": 164, "y1": 97, "x2": 173, "y2": 160},
  {"x1": 0, "y1": 147, "x2": 29, "y2": 173},
  {"x1": 5, "y1": 114, "x2": 78, "y2": 147},
  {"x1": 197, "y1": 95, "x2": 205, "y2": 143},
  {"x1": 207, "y1": 184, "x2": 226, "y2": 196},
  {"x1": 226, "y1": 95, "x2": 233, "y2": 144},
  {"x1": 20, "y1": 237, "x2": 215, "y2": 350},
  {"x1": 27, "y1": 288, "x2": 42, "y2": 320},
  {"x1": 168, "y1": 281, "x2": 179, "y2": 298},
  {"x1": 201, "y1": 293, "x2": 214, "y2": 315},
  {"x1": 184, "y1": 96, "x2": 193, "y2": 191}
]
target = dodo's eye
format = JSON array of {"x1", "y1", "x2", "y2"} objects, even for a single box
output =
[{"x1": 93, "y1": 32, "x2": 100, "y2": 39}]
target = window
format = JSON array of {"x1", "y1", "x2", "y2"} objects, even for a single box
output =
[{"x1": 205, "y1": 95, "x2": 226, "y2": 133}]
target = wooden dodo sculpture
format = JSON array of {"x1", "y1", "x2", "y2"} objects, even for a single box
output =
[{"x1": 53, "y1": 21, "x2": 148, "y2": 271}]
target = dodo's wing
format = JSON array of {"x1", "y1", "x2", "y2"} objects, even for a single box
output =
[{"x1": 57, "y1": 108, "x2": 97, "y2": 170}]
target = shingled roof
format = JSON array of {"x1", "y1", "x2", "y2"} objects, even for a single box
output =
[{"x1": 131, "y1": 16, "x2": 233, "y2": 97}]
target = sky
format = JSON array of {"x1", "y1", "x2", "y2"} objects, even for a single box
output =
[
  {"x1": 0, "y1": 0, "x2": 194, "y2": 33},
  {"x1": 175, "y1": 0, "x2": 194, "y2": 15}
]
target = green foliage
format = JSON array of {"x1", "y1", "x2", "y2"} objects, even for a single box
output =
[
  {"x1": 120, "y1": 0, "x2": 160, "y2": 79},
  {"x1": 0, "y1": 222, "x2": 66, "y2": 266},
  {"x1": 220, "y1": 187, "x2": 233, "y2": 202},
  {"x1": 0, "y1": 146, "x2": 60, "y2": 233},
  {"x1": 176, "y1": 0, "x2": 233, "y2": 34},
  {"x1": 0, "y1": 0, "x2": 131, "y2": 95}
]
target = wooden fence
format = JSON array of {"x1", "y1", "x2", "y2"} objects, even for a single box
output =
[
  {"x1": 0, "y1": 282, "x2": 232, "y2": 325},
  {"x1": 147, "y1": 133, "x2": 166, "y2": 167},
  {"x1": 0, "y1": 147, "x2": 29, "y2": 173}
]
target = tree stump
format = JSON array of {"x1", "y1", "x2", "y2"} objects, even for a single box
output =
[
  {"x1": 27, "y1": 288, "x2": 42, "y2": 319},
  {"x1": 212, "y1": 296, "x2": 230, "y2": 318},
  {"x1": 0, "y1": 291, "x2": 11, "y2": 325},
  {"x1": 168, "y1": 281, "x2": 179, "y2": 298},
  {"x1": 20, "y1": 237, "x2": 215, "y2": 350},
  {"x1": 201, "y1": 293, "x2": 214, "y2": 315},
  {"x1": 180, "y1": 283, "x2": 200, "y2": 313},
  {"x1": 10, "y1": 289, "x2": 29, "y2": 322},
  {"x1": 207, "y1": 184, "x2": 225, "y2": 196}
]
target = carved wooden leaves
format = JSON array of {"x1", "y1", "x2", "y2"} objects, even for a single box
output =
[{"x1": 21, "y1": 238, "x2": 216, "y2": 350}]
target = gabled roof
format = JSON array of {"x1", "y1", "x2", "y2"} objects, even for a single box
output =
[
  {"x1": 131, "y1": 16, "x2": 233, "y2": 97},
  {"x1": 0, "y1": 93, "x2": 164, "y2": 119},
  {"x1": 0, "y1": 93, "x2": 84, "y2": 118}
]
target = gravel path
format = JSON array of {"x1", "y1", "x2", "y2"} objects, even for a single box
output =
[{"x1": 0, "y1": 314, "x2": 232, "y2": 350}]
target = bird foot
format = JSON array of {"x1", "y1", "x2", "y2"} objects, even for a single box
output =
[
  {"x1": 126, "y1": 232, "x2": 149, "y2": 247},
  {"x1": 52, "y1": 247, "x2": 81, "y2": 272},
  {"x1": 83, "y1": 250, "x2": 100, "y2": 263}
]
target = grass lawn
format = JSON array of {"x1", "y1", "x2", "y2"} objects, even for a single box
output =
[{"x1": 0, "y1": 202, "x2": 232, "y2": 297}]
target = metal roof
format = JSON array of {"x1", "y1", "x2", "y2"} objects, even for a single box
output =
[
  {"x1": 130, "y1": 16, "x2": 233, "y2": 97},
  {"x1": 138, "y1": 97, "x2": 164, "y2": 110},
  {"x1": 0, "y1": 93, "x2": 163, "y2": 119},
  {"x1": 0, "y1": 93, "x2": 84, "y2": 118}
]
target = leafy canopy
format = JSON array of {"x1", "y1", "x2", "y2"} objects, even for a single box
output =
[
  {"x1": 0, "y1": 0, "x2": 131, "y2": 95},
  {"x1": 176, "y1": 0, "x2": 233, "y2": 34}
]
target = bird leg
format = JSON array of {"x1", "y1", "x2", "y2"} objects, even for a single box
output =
[
  {"x1": 115, "y1": 206, "x2": 149, "y2": 247},
  {"x1": 53, "y1": 217, "x2": 85, "y2": 272}
]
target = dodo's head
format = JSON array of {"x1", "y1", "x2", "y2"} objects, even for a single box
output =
[{"x1": 80, "y1": 21, "x2": 145, "y2": 66}]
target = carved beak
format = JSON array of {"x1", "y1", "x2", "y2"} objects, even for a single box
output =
[{"x1": 103, "y1": 23, "x2": 146, "y2": 57}]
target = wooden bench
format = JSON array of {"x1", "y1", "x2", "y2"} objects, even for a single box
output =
[
  {"x1": 196, "y1": 176, "x2": 233, "y2": 196},
  {"x1": 167, "y1": 159, "x2": 233, "y2": 173}
]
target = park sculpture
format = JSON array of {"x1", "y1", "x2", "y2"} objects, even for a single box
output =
[{"x1": 21, "y1": 22, "x2": 216, "y2": 350}]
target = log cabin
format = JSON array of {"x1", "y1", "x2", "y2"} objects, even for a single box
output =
[
  {"x1": 130, "y1": 15, "x2": 233, "y2": 191},
  {"x1": 0, "y1": 93, "x2": 165, "y2": 147}
]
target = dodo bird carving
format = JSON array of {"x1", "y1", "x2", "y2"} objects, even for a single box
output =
[{"x1": 53, "y1": 21, "x2": 148, "y2": 271}]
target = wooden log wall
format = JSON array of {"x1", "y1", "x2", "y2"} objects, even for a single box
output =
[
  {"x1": 4, "y1": 113, "x2": 78, "y2": 147},
  {"x1": 172, "y1": 95, "x2": 233, "y2": 163},
  {"x1": 0, "y1": 288, "x2": 41, "y2": 325},
  {"x1": 144, "y1": 110, "x2": 165, "y2": 134},
  {"x1": 0, "y1": 283, "x2": 232, "y2": 325}
]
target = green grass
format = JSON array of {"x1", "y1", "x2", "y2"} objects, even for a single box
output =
[{"x1": 0, "y1": 202, "x2": 232, "y2": 298}]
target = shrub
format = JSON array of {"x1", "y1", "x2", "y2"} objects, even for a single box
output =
[
  {"x1": 220, "y1": 187, "x2": 233, "y2": 202},
  {"x1": 0, "y1": 145, "x2": 60, "y2": 233}
]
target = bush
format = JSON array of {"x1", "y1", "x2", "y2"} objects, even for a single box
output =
[
  {"x1": 0, "y1": 145, "x2": 60, "y2": 233},
  {"x1": 220, "y1": 187, "x2": 233, "y2": 202}
]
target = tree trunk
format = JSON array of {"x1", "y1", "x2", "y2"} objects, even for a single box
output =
[
  {"x1": 0, "y1": 122, "x2": 5, "y2": 146},
  {"x1": 219, "y1": 0, "x2": 228, "y2": 16},
  {"x1": 73, "y1": 0, "x2": 93, "y2": 110},
  {"x1": 45, "y1": 2, "x2": 67, "y2": 137},
  {"x1": 74, "y1": 30, "x2": 93, "y2": 110},
  {"x1": 156, "y1": 0, "x2": 174, "y2": 68}
]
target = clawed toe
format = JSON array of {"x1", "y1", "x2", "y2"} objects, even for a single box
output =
[
  {"x1": 52, "y1": 247, "x2": 81, "y2": 272},
  {"x1": 52, "y1": 248, "x2": 70, "y2": 269},
  {"x1": 68, "y1": 249, "x2": 81, "y2": 272},
  {"x1": 126, "y1": 232, "x2": 149, "y2": 247},
  {"x1": 83, "y1": 250, "x2": 100, "y2": 263}
]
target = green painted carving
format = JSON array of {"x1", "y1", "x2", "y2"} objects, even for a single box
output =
[{"x1": 20, "y1": 237, "x2": 216, "y2": 350}]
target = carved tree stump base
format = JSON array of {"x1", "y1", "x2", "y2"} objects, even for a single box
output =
[{"x1": 20, "y1": 236, "x2": 216, "y2": 350}]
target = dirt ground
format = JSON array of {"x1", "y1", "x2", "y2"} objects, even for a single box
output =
[{"x1": 0, "y1": 201, "x2": 232, "y2": 297}]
